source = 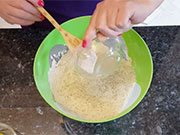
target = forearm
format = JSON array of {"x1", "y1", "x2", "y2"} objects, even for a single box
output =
[
  {"x1": 130, "y1": 0, "x2": 164, "y2": 23},
  {"x1": 136, "y1": 0, "x2": 164, "y2": 15}
]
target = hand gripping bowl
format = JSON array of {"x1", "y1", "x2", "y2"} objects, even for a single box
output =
[{"x1": 33, "y1": 16, "x2": 153, "y2": 123}]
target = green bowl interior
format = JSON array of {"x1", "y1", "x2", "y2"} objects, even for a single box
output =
[{"x1": 33, "y1": 16, "x2": 153, "y2": 123}]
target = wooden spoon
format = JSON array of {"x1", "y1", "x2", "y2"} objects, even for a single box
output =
[{"x1": 37, "y1": 7, "x2": 82, "y2": 51}]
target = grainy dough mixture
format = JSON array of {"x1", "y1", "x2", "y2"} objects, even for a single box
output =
[{"x1": 48, "y1": 44, "x2": 136, "y2": 121}]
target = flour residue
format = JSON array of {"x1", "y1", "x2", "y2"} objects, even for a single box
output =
[{"x1": 48, "y1": 42, "x2": 136, "y2": 121}]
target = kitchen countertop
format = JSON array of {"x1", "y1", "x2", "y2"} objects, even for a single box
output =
[{"x1": 0, "y1": 27, "x2": 180, "y2": 135}]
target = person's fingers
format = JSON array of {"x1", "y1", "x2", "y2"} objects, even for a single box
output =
[
  {"x1": 8, "y1": 7, "x2": 41, "y2": 22},
  {"x1": 96, "y1": 32, "x2": 107, "y2": 42},
  {"x1": 21, "y1": 0, "x2": 41, "y2": 18},
  {"x1": 95, "y1": 4, "x2": 119, "y2": 37},
  {"x1": 10, "y1": 0, "x2": 43, "y2": 10},
  {"x1": 97, "y1": 26, "x2": 119, "y2": 37},
  {"x1": 115, "y1": 3, "x2": 134, "y2": 30},
  {"x1": 122, "y1": 20, "x2": 133, "y2": 32},
  {"x1": 96, "y1": 19, "x2": 120, "y2": 37},
  {"x1": 28, "y1": 0, "x2": 44, "y2": 7},
  {"x1": 5, "y1": 15, "x2": 35, "y2": 26},
  {"x1": 107, "y1": 7, "x2": 120, "y2": 32},
  {"x1": 9, "y1": 0, "x2": 43, "y2": 20},
  {"x1": 83, "y1": 3, "x2": 100, "y2": 47},
  {"x1": 116, "y1": 7, "x2": 130, "y2": 30}
]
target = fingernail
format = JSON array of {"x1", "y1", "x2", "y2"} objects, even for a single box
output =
[
  {"x1": 38, "y1": 0, "x2": 44, "y2": 7},
  {"x1": 40, "y1": 14, "x2": 45, "y2": 20},
  {"x1": 117, "y1": 33, "x2": 122, "y2": 36},
  {"x1": 82, "y1": 40, "x2": 87, "y2": 48}
]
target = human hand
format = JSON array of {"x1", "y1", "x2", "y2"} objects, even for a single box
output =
[
  {"x1": 83, "y1": 0, "x2": 163, "y2": 47},
  {"x1": 0, "y1": 0, "x2": 45, "y2": 26}
]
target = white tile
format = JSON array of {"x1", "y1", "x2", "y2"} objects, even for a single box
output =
[
  {"x1": 0, "y1": 17, "x2": 21, "y2": 29},
  {"x1": 136, "y1": 0, "x2": 180, "y2": 26}
]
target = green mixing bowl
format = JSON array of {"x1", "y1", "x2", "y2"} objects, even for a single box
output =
[{"x1": 33, "y1": 16, "x2": 153, "y2": 123}]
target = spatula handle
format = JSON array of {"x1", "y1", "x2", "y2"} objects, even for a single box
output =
[
  {"x1": 37, "y1": 7, "x2": 82, "y2": 51},
  {"x1": 37, "y1": 7, "x2": 64, "y2": 32}
]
